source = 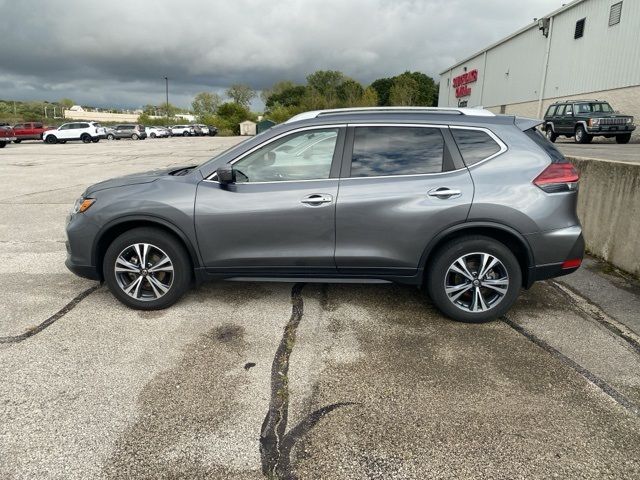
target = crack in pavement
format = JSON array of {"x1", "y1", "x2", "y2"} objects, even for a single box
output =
[
  {"x1": 501, "y1": 314, "x2": 640, "y2": 417},
  {"x1": 0, "y1": 284, "x2": 100, "y2": 344},
  {"x1": 259, "y1": 283, "x2": 355, "y2": 479}
]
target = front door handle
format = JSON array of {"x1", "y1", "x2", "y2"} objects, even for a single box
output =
[
  {"x1": 428, "y1": 187, "x2": 462, "y2": 199},
  {"x1": 301, "y1": 193, "x2": 333, "y2": 206}
]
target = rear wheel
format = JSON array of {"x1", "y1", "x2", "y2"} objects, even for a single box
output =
[
  {"x1": 0, "y1": 141, "x2": 6, "y2": 148},
  {"x1": 132, "y1": 133, "x2": 139, "y2": 140},
  {"x1": 92, "y1": 138, "x2": 100, "y2": 143},
  {"x1": 107, "y1": 134, "x2": 115, "y2": 140},
  {"x1": 545, "y1": 126, "x2": 557, "y2": 143},
  {"x1": 103, "y1": 228, "x2": 191, "y2": 310},
  {"x1": 150, "y1": 132, "x2": 156, "y2": 138},
  {"x1": 616, "y1": 133, "x2": 631, "y2": 144},
  {"x1": 81, "y1": 134, "x2": 92, "y2": 143},
  {"x1": 13, "y1": 139, "x2": 22, "y2": 144},
  {"x1": 575, "y1": 125, "x2": 592, "y2": 144},
  {"x1": 182, "y1": 131, "x2": 189, "y2": 137},
  {"x1": 427, "y1": 236, "x2": 522, "y2": 323},
  {"x1": 45, "y1": 135, "x2": 58, "y2": 144}
]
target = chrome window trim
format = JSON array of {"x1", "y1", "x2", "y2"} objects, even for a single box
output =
[
  {"x1": 204, "y1": 123, "x2": 507, "y2": 184},
  {"x1": 204, "y1": 124, "x2": 346, "y2": 183}
]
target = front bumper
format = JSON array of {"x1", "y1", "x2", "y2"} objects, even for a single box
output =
[
  {"x1": 65, "y1": 212, "x2": 101, "y2": 280},
  {"x1": 587, "y1": 124, "x2": 635, "y2": 134},
  {"x1": 1, "y1": 137, "x2": 17, "y2": 142}
]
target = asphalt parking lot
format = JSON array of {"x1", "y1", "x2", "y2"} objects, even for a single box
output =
[
  {"x1": 556, "y1": 137, "x2": 640, "y2": 163},
  {"x1": 1, "y1": 137, "x2": 639, "y2": 479}
]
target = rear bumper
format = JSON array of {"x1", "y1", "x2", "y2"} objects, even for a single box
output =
[
  {"x1": 525, "y1": 228, "x2": 585, "y2": 288},
  {"x1": 1, "y1": 137, "x2": 17, "y2": 142}
]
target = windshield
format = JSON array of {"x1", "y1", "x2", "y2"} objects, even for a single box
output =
[{"x1": 574, "y1": 102, "x2": 613, "y2": 114}]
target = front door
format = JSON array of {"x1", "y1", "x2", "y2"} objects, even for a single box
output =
[
  {"x1": 335, "y1": 125, "x2": 475, "y2": 276},
  {"x1": 195, "y1": 126, "x2": 345, "y2": 275}
]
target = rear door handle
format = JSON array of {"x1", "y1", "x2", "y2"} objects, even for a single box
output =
[
  {"x1": 301, "y1": 193, "x2": 333, "y2": 206},
  {"x1": 428, "y1": 187, "x2": 462, "y2": 199}
]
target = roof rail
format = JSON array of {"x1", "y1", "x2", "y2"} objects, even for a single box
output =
[{"x1": 285, "y1": 106, "x2": 495, "y2": 123}]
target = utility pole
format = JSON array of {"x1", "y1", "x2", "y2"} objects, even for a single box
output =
[{"x1": 164, "y1": 76, "x2": 169, "y2": 127}]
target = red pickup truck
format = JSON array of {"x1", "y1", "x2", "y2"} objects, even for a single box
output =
[
  {"x1": 0, "y1": 124, "x2": 16, "y2": 148},
  {"x1": 13, "y1": 122, "x2": 53, "y2": 142}
]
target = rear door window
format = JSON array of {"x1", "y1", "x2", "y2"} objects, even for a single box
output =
[
  {"x1": 450, "y1": 128, "x2": 502, "y2": 166},
  {"x1": 350, "y1": 126, "x2": 444, "y2": 177}
]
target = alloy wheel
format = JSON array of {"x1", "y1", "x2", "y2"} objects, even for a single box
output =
[
  {"x1": 444, "y1": 252, "x2": 509, "y2": 313},
  {"x1": 114, "y1": 243, "x2": 174, "y2": 301}
]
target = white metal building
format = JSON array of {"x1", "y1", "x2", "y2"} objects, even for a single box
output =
[{"x1": 438, "y1": 0, "x2": 640, "y2": 128}]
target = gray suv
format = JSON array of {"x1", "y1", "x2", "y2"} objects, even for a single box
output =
[{"x1": 65, "y1": 107, "x2": 584, "y2": 323}]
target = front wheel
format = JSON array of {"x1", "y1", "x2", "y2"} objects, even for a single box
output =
[
  {"x1": 0, "y1": 141, "x2": 6, "y2": 148},
  {"x1": 427, "y1": 236, "x2": 522, "y2": 323},
  {"x1": 13, "y1": 139, "x2": 22, "y2": 144},
  {"x1": 103, "y1": 227, "x2": 191, "y2": 310},
  {"x1": 81, "y1": 134, "x2": 92, "y2": 143},
  {"x1": 150, "y1": 133, "x2": 156, "y2": 138},
  {"x1": 45, "y1": 135, "x2": 58, "y2": 144},
  {"x1": 92, "y1": 138, "x2": 100, "y2": 143},
  {"x1": 545, "y1": 126, "x2": 557, "y2": 143},
  {"x1": 575, "y1": 125, "x2": 592, "y2": 144},
  {"x1": 616, "y1": 133, "x2": 631, "y2": 144},
  {"x1": 182, "y1": 131, "x2": 189, "y2": 137},
  {"x1": 107, "y1": 134, "x2": 115, "y2": 140},
  {"x1": 132, "y1": 133, "x2": 139, "y2": 140}
]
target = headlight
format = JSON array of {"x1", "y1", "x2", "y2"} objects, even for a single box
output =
[
  {"x1": 589, "y1": 118, "x2": 600, "y2": 127},
  {"x1": 626, "y1": 117, "x2": 633, "y2": 124},
  {"x1": 72, "y1": 197, "x2": 95, "y2": 214}
]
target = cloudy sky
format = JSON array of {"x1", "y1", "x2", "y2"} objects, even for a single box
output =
[{"x1": 1, "y1": 0, "x2": 564, "y2": 109}]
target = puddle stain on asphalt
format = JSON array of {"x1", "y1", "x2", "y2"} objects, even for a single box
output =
[
  {"x1": 102, "y1": 322, "x2": 250, "y2": 479},
  {"x1": 259, "y1": 283, "x2": 355, "y2": 480},
  {"x1": 0, "y1": 284, "x2": 100, "y2": 344}
]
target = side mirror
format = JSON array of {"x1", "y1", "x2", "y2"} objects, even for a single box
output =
[{"x1": 216, "y1": 165, "x2": 235, "y2": 184}]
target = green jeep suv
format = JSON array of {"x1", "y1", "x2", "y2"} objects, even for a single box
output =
[{"x1": 543, "y1": 100, "x2": 635, "y2": 144}]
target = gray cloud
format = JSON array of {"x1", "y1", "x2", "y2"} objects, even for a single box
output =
[{"x1": 0, "y1": 0, "x2": 562, "y2": 109}]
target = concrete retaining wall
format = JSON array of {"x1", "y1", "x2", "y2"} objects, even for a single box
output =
[{"x1": 567, "y1": 156, "x2": 640, "y2": 276}]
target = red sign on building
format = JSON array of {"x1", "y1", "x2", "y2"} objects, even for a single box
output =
[{"x1": 453, "y1": 69, "x2": 478, "y2": 98}]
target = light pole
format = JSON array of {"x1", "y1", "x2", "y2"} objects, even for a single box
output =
[{"x1": 164, "y1": 76, "x2": 169, "y2": 127}]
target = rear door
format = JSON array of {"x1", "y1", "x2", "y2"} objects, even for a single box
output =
[{"x1": 334, "y1": 124, "x2": 475, "y2": 277}]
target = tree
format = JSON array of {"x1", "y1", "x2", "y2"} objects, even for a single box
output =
[
  {"x1": 358, "y1": 87, "x2": 379, "y2": 107},
  {"x1": 59, "y1": 98, "x2": 74, "y2": 109},
  {"x1": 192, "y1": 92, "x2": 221, "y2": 118},
  {"x1": 157, "y1": 102, "x2": 178, "y2": 117},
  {"x1": 370, "y1": 77, "x2": 394, "y2": 106},
  {"x1": 306, "y1": 70, "x2": 345, "y2": 107},
  {"x1": 261, "y1": 80, "x2": 296, "y2": 104},
  {"x1": 337, "y1": 79, "x2": 364, "y2": 106},
  {"x1": 215, "y1": 102, "x2": 255, "y2": 135},
  {"x1": 389, "y1": 75, "x2": 420, "y2": 106},
  {"x1": 225, "y1": 84, "x2": 256, "y2": 109},
  {"x1": 265, "y1": 85, "x2": 307, "y2": 108},
  {"x1": 142, "y1": 104, "x2": 157, "y2": 116}
]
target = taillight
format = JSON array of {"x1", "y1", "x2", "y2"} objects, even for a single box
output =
[
  {"x1": 533, "y1": 163, "x2": 579, "y2": 193},
  {"x1": 561, "y1": 259, "x2": 582, "y2": 269}
]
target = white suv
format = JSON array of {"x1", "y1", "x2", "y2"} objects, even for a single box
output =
[
  {"x1": 43, "y1": 122, "x2": 106, "y2": 144},
  {"x1": 170, "y1": 125, "x2": 194, "y2": 137}
]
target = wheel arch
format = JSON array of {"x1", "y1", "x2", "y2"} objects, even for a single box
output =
[
  {"x1": 419, "y1": 222, "x2": 534, "y2": 288},
  {"x1": 92, "y1": 215, "x2": 201, "y2": 280}
]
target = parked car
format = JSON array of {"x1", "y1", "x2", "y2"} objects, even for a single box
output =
[
  {"x1": 43, "y1": 122, "x2": 107, "y2": 144},
  {"x1": 0, "y1": 124, "x2": 16, "y2": 148},
  {"x1": 65, "y1": 107, "x2": 584, "y2": 323},
  {"x1": 145, "y1": 126, "x2": 170, "y2": 138},
  {"x1": 105, "y1": 124, "x2": 147, "y2": 140},
  {"x1": 206, "y1": 125, "x2": 218, "y2": 136},
  {"x1": 12, "y1": 122, "x2": 53, "y2": 142},
  {"x1": 543, "y1": 100, "x2": 635, "y2": 144},
  {"x1": 170, "y1": 125, "x2": 195, "y2": 136},
  {"x1": 194, "y1": 124, "x2": 209, "y2": 135}
]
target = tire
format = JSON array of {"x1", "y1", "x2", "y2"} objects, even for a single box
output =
[
  {"x1": 81, "y1": 134, "x2": 92, "y2": 143},
  {"x1": 13, "y1": 139, "x2": 22, "y2": 144},
  {"x1": 575, "y1": 125, "x2": 592, "y2": 144},
  {"x1": 92, "y1": 138, "x2": 100, "y2": 143},
  {"x1": 616, "y1": 133, "x2": 631, "y2": 144},
  {"x1": 45, "y1": 135, "x2": 57, "y2": 144},
  {"x1": 150, "y1": 133, "x2": 156, "y2": 138},
  {"x1": 59, "y1": 140, "x2": 67, "y2": 144},
  {"x1": 182, "y1": 131, "x2": 189, "y2": 137},
  {"x1": 103, "y1": 227, "x2": 191, "y2": 310},
  {"x1": 426, "y1": 236, "x2": 522, "y2": 323},
  {"x1": 132, "y1": 133, "x2": 139, "y2": 140},
  {"x1": 545, "y1": 126, "x2": 557, "y2": 143},
  {"x1": 0, "y1": 141, "x2": 6, "y2": 148},
  {"x1": 107, "y1": 134, "x2": 115, "y2": 140}
]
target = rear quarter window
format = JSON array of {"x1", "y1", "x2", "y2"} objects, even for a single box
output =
[
  {"x1": 524, "y1": 128, "x2": 566, "y2": 163},
  {"x1": 545, "y1": 106, "x2": 557, "y2": 117},
  {"x1": 450, "y1": 128, "x2": 502, "y2": 166}
]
